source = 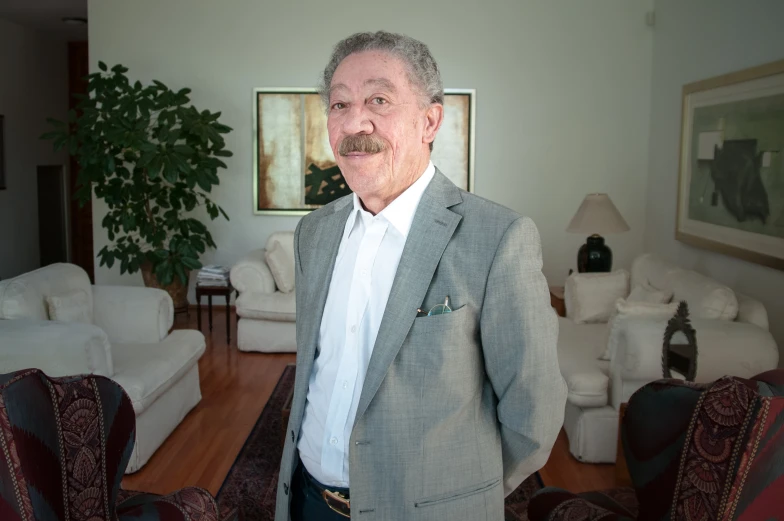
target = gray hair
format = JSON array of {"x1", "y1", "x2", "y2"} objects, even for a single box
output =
[{"x1": 319, "y1": 31, "x2": 444, "y2": 110}]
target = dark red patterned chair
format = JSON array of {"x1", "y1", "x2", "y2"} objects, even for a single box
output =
[
  {"x1": 0, "y1": 368, "x2": 234, "y2": 521},
  {"x1": 528, "y1": 369, "x2": 784, "y2": 521}
]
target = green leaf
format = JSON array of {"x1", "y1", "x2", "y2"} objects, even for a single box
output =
[
  {"x1": 213, "y1": 149, "x2": 233, "y2": 157},
  {"x1": 219, "y1": 206, "x2": 229, "y2": 221},
  {"x1": 167, "y1": 128, "x2": 181, "y2": 145},
  {"x1": 180, "y1": 256, "x2": 201, "y2": 270},
  {"x1": 174, "y1": 262, "x2": 188, "y2": 285},
  {"x1": 196, "y1": 171, "x2": 211, "y2": 192},
  {"x1": 138, "y1": 151, "x2": 156, "y2": 168},
  {"x1": 98, "y1": 61, "x2": 107, "y2": 71},
  {"x1": 147, "y1": 157, "x2": 163, "y2": 179},
  {"x1": 173, "y1": 144, "x2": 194, "y2": 156},
  {"x1": 39, "y1": 131, "x2": 61, "y2": 140}
]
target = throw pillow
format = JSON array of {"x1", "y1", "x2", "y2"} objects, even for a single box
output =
[
  {"x1": 564, "y1": 269, "x2": 630, "y2": 324},
  {"x1": 265, "y1": 240, "x2": 295, "y2": 293},
  {"x1": 46, "y1": 289, "x2": 92, "y2": 324},
  {"x1": 628, "y1": 280, "x2": 673, "y2": 304},
  {"x1": 599, "y1": 298, "x2": 680, "y2": 361}
]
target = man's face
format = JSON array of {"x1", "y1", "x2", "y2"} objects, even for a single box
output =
[{"x1": 327, "y1": 51, "x2": 442, "y2": 210}]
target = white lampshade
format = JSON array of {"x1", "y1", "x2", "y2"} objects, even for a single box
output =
[{"x1": 566, "y1": 193, "x2": 630, "y2": 235}]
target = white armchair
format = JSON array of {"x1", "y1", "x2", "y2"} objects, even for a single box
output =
[
  {"x1": 231, "y1": 231, "x2": 296, "y2": 352},
  {"x1": 0, "y1": 263, "x2": 205, "y2": 473}
]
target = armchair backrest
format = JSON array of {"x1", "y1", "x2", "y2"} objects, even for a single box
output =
[
  {"x1": 0, "y1": 263, "x2": 93, "y2": 322},
  {"x1": 630, "y1": 254, "x2": 748, "y2": 324},
  {"x1": 622, "y1": 370, "x2": 784, "y2": 521},
  {"x1": 0, "y1": 368, "x2": 135, "y2": 520}
]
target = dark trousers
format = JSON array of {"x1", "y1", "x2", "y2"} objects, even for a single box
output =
[{"x1": 290, "y1": 460, "x2": 351, "y2": 521}]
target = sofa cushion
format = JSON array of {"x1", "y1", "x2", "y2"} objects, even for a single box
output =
[
  {"x1": 111, "y1": 330, "x2": 205, "y2": 415},
  {"x1": 0, "y1": 280, "x2": 47, "y2": 320},
  {"x1": 631, "y1": 254, "x2": 739, "y2": 321},
  {"x1": 46, "y1": 288, "x2": 92, "y2": 324},
  {"x1": 265, "y1": 240, "x2": 295, "y2": 293},
  {"x1": 599, "y1": 299, "x2": 680, "y2": 361},
  {"x1": 565, "y1": 270, "x2": 630, "y2": 324},
  {"x1": 236, "y1": 290, "x2": 296, "y2": 322},
  {"x1": 557, "y1": 317, "x2": 610, "y2": 407},
  {"x1": 628, "y1": 281, "x2": 673, "y2": 304},
  {"x1": 664, "y1": 269, "x2": 738, "y2": 321}
]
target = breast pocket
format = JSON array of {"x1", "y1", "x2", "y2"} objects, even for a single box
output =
[{"x1": 411, "y1": 305, "x2": 469, "y2": 334}]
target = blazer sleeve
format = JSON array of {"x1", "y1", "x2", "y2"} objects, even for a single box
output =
[{"x1": 480, "y1": 216, "x2": 567, "y2": 496}]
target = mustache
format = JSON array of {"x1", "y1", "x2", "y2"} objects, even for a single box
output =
[{"x1": 338, "y1": 134, "x2": 386, "y2": 156}]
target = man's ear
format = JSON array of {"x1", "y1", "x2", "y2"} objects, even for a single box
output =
[{"x1": 423, "y1": 103, "x2": 444, "y2": 146}]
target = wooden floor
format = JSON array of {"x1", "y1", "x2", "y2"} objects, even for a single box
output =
[{"x1": 122, "y1": 307, "x2": 615, "y2": 496}]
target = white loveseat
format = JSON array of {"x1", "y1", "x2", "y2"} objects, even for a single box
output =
[
  {"x1": 0, "y1": 263, "x2": 206, "y2": 473},
  {"x1": 559, "y1": 253, "x2": 779, "y2": 463},
  {"x1": 231, "y1": 231, "x2": 296, "y2": 352}
]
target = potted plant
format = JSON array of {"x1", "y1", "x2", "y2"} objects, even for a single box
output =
[{"x1": 42, "y1": 62, "x2": 232, "y2": 310}]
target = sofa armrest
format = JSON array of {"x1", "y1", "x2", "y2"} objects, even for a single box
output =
[
  {"x1": 0, "y1": 319, "x2": 113, "y2": 376},
  {"x1": 92, "y1": 285, "x2": 173, "y2": 343},
  {"x1": 231, "y1": 249, "x2": 276, "y2": 294},
  {"x1": 610, "y1": 317, "x2": 779, "y2": 409}
]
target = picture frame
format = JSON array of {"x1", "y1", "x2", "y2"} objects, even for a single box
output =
[
  {"x1": 676, "y1": 59, "x2": 784, "y2": 271},
  {"x1": 252, "y1": 88, "x2": 475, "y2": 215},
  {"x1": 0, "y1": 115, "x2": 6, "y2": 190}
]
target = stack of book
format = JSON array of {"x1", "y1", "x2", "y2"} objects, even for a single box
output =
[{"x1": 197, "y1": 265, "x2": 230, "y2": 287}]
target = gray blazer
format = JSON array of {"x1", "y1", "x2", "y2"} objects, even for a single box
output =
[{"x1": 275, "y1": 170, "x2": 566, "y2": 521}]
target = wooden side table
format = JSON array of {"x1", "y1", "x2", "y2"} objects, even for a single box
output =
[
  {"x1": 195, "y1": 283, "x2": 237, "y2": 344},
  {"x1": 549, "y1": 286, "x2": 565, "y2": 317}
]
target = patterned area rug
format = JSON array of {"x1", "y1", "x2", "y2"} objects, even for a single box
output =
[{"x1": 217, "y1": 365, "x2": 543, "y2": 521}]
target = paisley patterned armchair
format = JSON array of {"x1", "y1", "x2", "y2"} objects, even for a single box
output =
[
  {"x1": 0, "y1": 368, "x2": 234, "y2": 521},
  {"x1": 528, "y1": 369, "x2": 784, "y2": 521}
]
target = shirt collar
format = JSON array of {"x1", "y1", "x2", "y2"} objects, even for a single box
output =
[{"x1": 349, "y1": 161, "x2": 435, "y2": 238}]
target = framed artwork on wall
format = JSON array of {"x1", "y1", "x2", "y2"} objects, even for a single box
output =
[
  {"x1": 252, "y1": 88, "x2": 475, "y2": 215},
  {"x1": 676, "y1": 59, "x2": 784, "y2": 271},
  {"x1": 0, "y1": 115, "x2": 6, "y2": 190}
]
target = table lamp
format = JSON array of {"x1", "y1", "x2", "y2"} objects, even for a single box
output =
[{"x1": 566, "y1": 193, "x2": 629, "y2": 272}]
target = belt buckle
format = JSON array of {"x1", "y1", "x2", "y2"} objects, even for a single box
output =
[{"x1": 322, "y1": 489, "x2": 351, "y2": 518}]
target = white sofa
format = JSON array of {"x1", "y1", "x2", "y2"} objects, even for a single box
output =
[
  {"x1": 231, "y1": 231, "x2": 296, "y2": 352},
  {"x1": 559, "y1": 253, "x2": 779, "y2": 463},
  {"x1": 0, "y1": 263, "x2": 206, "y2": 473}
]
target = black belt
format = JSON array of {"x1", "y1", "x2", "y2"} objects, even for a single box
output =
[{"x1": 299, "y1": 461, "x2": 351, "y2": 518}]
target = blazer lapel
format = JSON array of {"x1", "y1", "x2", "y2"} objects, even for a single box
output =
[
  {"x1": 295, "y1": 198, "x2": 353, "y2": 389},
  {"x1": 354, "y1": 171, "x2": 463, "y2": 422}
]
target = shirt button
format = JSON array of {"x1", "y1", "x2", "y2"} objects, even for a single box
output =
[
  {"x1": 350, "y1": 325, "x2": 357, "y2": 333},
  {"x1": 343, "y1": 381, "x2": 348, "y2": 389},
  {"x1": 361, "y1": 269, "x2": 368, "y2": 277},
  {"x1": 330, "y1": 437, "x2": 338, "y2": 445}
]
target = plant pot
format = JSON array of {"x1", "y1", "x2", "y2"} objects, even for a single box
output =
[{"x1": 141, "y1": 261, "x2": 190, "y2": 312}]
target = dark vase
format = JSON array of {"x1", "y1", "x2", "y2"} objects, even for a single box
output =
[{"x1": 577, "y1": 235, "x2": 612, "y2": 273}]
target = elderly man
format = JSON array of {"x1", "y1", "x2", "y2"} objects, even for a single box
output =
[{"x1": 275, "y1": 31, "x2": 566, "y2": 521}]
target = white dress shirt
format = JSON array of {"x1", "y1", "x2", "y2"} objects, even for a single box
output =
[{"x1": 297, "y1": 162, "x2": 435, "y2": 487}]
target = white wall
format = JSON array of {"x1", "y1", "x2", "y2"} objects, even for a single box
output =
[
  {"x1": 0, "y1": 18, "x2": 69, "y2": 280},
  {"x1": 645, "y1": 0, "x2": 784, "y2": 359},
  {"x1": 88, "y1": 0, "x2": 654, "y2": 296}
]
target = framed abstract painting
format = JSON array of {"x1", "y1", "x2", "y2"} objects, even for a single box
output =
[
  {"x1": 676, "y1": 59, "x2": 784, "y2": 270},
  {"x1": 252, "y1": 88, "x2": 475, "y2": 215}
]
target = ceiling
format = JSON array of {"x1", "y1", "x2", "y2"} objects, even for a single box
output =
[{"x1": 0, "y1": 0, "x2": 87, "y2": 41}]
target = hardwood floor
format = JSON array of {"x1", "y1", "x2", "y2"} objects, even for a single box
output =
[{"x1": 121, "y1": 307, "x2": 615, "y2": 496}]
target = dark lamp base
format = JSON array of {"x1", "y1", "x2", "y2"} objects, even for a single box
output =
[{"x1": 577, "y1": 235, "x2": 613, "y2": 273}]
